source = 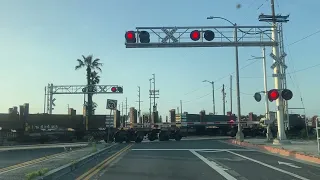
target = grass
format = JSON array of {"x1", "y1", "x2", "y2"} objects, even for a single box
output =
[
  {"x1": 25, "y1": 168, "x2": 49, "y2": 180},
  {"x1": 91, "y1": 142, "x2": 97, "y2": 153}
]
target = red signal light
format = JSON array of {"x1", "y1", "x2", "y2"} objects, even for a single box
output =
[
  {"x1": 190, "y1": 30, "x2": 200, "y2": 41},
  {"x1": 125, "y1": 31, "x2": 136, "y2": 43},
  {"x1": 268, "y1": 89, "x2": 279, "y2": 102},
  {"x1": 111, "y1": 87, "x2": 117, "y2": 92}
]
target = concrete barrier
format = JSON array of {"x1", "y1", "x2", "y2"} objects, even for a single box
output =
[{"x1": 36, "y1": 143, "x2": 118, "y2": 180}]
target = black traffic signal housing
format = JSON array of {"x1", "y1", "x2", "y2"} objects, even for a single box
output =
[
  {"x1": 281, "y1": 89, "x2": 293, "y2": 100},
  {"x1": 125, "y1": 31, "x2": 136, "y2": 43},
  {"x1": 204, "y1": 30, "x2": 215, "y2": 41},
  {"x1": 267, "y1": 89, "x2": 293, "y2": 102},
  {"x1": 253, "y1": 92, "x2": 262, "y2": 102},
  {"x1": 139, "y1": 31, "x2": 150, "y2": 43}
]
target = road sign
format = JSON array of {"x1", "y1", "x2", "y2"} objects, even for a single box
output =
[
  {"x1": 161, "y1": 27, "x2": 178, "y2": 43},
  {"x1": 270, "y1": 52, "x2": 287, "y2": 69},
  {"x1": 106, "y1": 99, "x2": 117, "y2": 110}
]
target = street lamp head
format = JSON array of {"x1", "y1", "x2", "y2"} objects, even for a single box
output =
[{"x1": 207, "y1": 16, "x2": 214, "y2": 19}]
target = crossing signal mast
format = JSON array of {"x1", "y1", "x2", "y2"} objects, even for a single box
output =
[{"x1": 124, "y1": 19, "x2": 277, "y2": 143}]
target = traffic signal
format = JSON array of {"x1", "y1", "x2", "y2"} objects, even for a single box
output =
[
  {"x1": 125, "y1": 31, "x2": 136, "y2": 43},
  {"x1": 204, "y1": 30, "x2": 215, "y2": 41},
  {"x1": 281, "y1": 89, "x2": 293, "y2": 100},
  {"x1": 253, "y1": 92, "x2": 262, "y2": 102},
  {"x1": 139, "y1": 31, "x2": 150, "y2": 43},
  {"x1": 267, "y1": 89, "x2": 279, "y2": 102},
  {"x1": 190, "y1": 30, "x2": 200, "y2": 41},
  {"x1": 111, "y1": 87, "x2": 123, "y2": 93}
]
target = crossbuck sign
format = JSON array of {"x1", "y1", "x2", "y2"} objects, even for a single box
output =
[{"x1": 106, "y1": 99, "x2": 117, "y2": 110}]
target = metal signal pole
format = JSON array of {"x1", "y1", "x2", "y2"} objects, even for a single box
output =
[
  {"x1": 230, "y1": 75, "x2": 232, "y2": 114},
  {"x1": 270, "y1": 0, "x2": 287, "y2": 142},
  {"x1": 136, "y1": 86, "x2": 143, "y2": 123},
  {"x1": 222, "y1": 84, "x2": 226, "y2": 115}
]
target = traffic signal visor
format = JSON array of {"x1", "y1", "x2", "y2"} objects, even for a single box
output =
[{"x1": 268, "y1": 89, "x2": 279, "y2": 102}]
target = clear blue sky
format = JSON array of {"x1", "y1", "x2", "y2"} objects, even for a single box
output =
[{"x1": 0, "y1": 0, "x2": 319, "y2": 118}]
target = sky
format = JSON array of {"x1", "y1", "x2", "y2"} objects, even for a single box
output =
[{"x1": 0, "y1": 0, "x2": 319, "y2": 118}]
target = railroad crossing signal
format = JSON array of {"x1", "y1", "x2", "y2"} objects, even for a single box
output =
[
  {"x1": 268, "y1": 89, "x2": 279, "y2": 102},
  {"x1": 267, "y1": 89, "x2": 293, "y2": 102},
  {"x1": 124, "y1": 26, "x2": 277, "y2": 48},
  {"x1": 281, "y1": 89, "x2": 293, "y2": 100},
  {"x1": 253, "y1": 92, "x2": 262, "y2": 102},
  {"x1": 106, "y1": 99, "x2": 117, "y2": 110},
  {"x1": 125, "y1": 31, "x2": 136, "y2": 43},
  {"x1": 111, "y1": 86, "x2": 123, "y2": 93}
]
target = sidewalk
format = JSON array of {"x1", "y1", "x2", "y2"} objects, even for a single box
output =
[
  {"x1": 0, "y1": 143, "x2": 114, "y2": 180},
  {"x1": 226, "y1": 138, "x2": 320, "y2": 165}
]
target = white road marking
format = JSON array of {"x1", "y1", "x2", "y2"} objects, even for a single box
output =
[
  {"x1": 226, "y1": 151, "x2": 310, "y2": 180},
  {"x1": 190, "y1": 150, "x2": 237, "y2": 180},
  {"x1": 131, "y1": 149, "x2": 256, "y2": 151},
  {"x1": 278, "y1": 161, "x2": 302, "y2": 168}
]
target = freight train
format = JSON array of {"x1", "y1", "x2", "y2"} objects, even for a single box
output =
[{"x1": 0, "y1": 104, "x2": 183, "y2": 145}]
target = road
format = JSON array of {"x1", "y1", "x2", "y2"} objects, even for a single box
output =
[{"x1": 58, "y1": 139, "x2": 320, "y2": 180}]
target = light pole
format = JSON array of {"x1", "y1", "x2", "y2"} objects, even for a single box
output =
[
  {"x1": 202, "y1": 80, "x2": 215, "y2": 114},
  {"x1": 207, "y1": 16, "x2": 244, "y2": 141},
  {"x1": 249, "y1": 47, "x2": 273, "y2": 141}
]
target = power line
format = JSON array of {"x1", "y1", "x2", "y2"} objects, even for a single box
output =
[
  {"x1": 183, "y1": 58, "x2": 260, "y2": 96},
  {"x1": 240, "y1": 62, "x2": 320, "y2": 79},
  {"x1": 184, "y1": 85, "x2": 223, "y2": 104},
  {"x1": 287, "y1": 29, "x2": 320, "y2": 47}
]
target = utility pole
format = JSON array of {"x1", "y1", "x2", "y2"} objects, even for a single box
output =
[
  {"x1": 212, "y1": 82, "x2": 215, "y2": 115},
  {"x1": 149, "y1": 78, "x2": 152, "y2": 118},
  {"x1": 121, "y1": 102, "x2": 124, "y2": 127},
  {"x1": 152, "y1": 74, "x2": 156, "y2": 111},
  {"x1": 202, "y1": 80, "x2": 215, "y2": 115},
  {"x1": 258, "y1": 0, "x2": 289, "y2": 143},
  {"x1": 230, "y1": 75, "x2": 232, "y2": 114},
  {"x1": 180, "y1": 100, "x2": 183, "y2": 114},
  {"x1": 136, "y1": 86, "x2": 143, "y2": 123},
  {"x1": 262, "y1": 47, "x2": 273, "y2": 141},
  {"x1": 125, "y1": 97, "x2": 128, "y2": 125},
  {"x1": 222, "y1": 84, "x2": 226, "y2": 115}
]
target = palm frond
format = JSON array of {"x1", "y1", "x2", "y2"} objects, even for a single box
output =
[{"x1": 75, "y1": 59, "x2": 84, "y2": 70}]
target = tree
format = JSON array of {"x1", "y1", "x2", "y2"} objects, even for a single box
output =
[
  {"x1": 75, "y1": 55, "x2": 103, "y2": 118},
  {"x1": 90, "y1": 71, "x2": 100, "y2": 113}
]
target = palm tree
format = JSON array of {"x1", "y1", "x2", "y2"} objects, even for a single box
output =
[
  {"x1": 90, "y1": 71, "x2": 100, "y2": 114},
  {"x1": 75, "y1": 55, "x2": 103, "y2": 118}
]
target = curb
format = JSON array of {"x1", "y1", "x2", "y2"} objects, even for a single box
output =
[
  {"x1": 226, "y1": 139, "x2": 320, "y2": 165},
  {"x1": 36, "y1": 143, "x2": 118, "y2": 180}
]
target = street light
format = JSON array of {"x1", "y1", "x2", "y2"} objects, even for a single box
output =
[
  {"x1": 249, "y1": 47, "x2": 273, "y2": 141},
  {"x1": 207, "y1": 16, "x2": 244, "y2": 141},
  {"x1": 202, "y1": 80, "x2": 215, "y2": 115}
]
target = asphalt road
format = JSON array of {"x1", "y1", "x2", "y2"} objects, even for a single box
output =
[{"x1": 60, "y1": 139, "x2": 320, "y2": 180}]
